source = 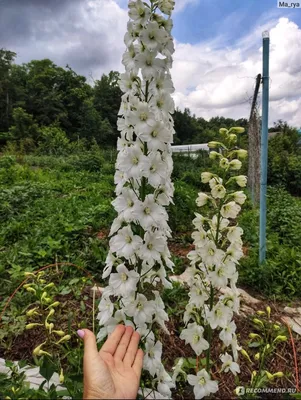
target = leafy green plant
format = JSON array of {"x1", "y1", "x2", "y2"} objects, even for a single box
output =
[{"x1": 238, "y1": 307, "x2": 288, "y2": 397}]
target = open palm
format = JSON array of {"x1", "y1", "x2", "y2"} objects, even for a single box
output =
[{"x1": 81, "y1": 325, "x2": 144, "y2": 399}]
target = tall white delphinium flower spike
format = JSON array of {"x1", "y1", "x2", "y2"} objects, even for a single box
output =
[
  {"x1": 97, "y1": 0, "x2": 176, "y2": 397},
  {"x1": 182, "y1": 127, "x2": 247, "y2": 398}
]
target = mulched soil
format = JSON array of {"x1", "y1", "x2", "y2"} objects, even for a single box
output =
[{"x1": 160, "y1": 300, "x2": 301, "y2": 399}]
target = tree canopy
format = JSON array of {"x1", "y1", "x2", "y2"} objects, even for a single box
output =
[{"x1": 0, "y1": 48, "x2": 298, "y2": 149}]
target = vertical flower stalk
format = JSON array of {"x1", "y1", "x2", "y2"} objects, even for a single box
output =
[
  {"x1": 97, "y1": 0, "x2": 176, "y2": 397},
  {"x1": 180, "y1": 128, "x2": 248, "y2": 399}
]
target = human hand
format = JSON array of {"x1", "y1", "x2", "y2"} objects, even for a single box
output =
[{"x1": 78, "y1": 325, "x2": 144, "y2": 399}]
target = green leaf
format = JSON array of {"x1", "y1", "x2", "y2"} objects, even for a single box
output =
[
  {"x1": 60, "y1": 287, "x2": 71, "y2": 295},
  {"x1": 39, "y1": 357, "x2": 56, "y2": 382},
  {"x1": 248, "y1": 341, "x2": 261, "y2": 348},
  {"x1": 37, "y1": 249, "x2": 47, "y2": 257}
]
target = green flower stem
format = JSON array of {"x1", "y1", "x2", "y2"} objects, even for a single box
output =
[{"x1": 206, "y1": 284, "x2": 214, "y2": 371}]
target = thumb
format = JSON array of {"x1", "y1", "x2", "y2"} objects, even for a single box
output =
[{"x1": 78, "y1": 329, "x2": 98, "y2": 359}]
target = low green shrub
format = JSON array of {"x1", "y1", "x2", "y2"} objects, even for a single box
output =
[{"x1": 239, "y1": 187, "x2": 301, "y2": 299}]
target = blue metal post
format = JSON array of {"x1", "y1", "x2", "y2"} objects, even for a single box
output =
[{"x1": 259, "y1": 31, "x2": 270, "y2": 264}]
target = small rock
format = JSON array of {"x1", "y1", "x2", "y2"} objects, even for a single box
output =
[
  {"x1": 238, "y1": 288, "x2": 262, "y2": 305},
  {"x1": 284, "y1": 306, "x2": 301, "y2": 315},
  {"x1": 0, "y1": 358, "x2": 64, "y2": 391},
  {"x1": 220, "y1": 287, "x2": 261, "y2": 305},
  {"x1": 169, "y1": 270, "x2": 191, "y2": 285},
  {"x1": 282, "y1": 316, "x2": 301, "y2": 336},
  {"x1": 241, "y1": 304, "x2": 255, "y2": 317}
]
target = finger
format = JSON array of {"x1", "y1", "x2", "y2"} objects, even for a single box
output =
[
  {"x1": 78, "y1": 328, "x2": 98, "y2": 361},
  {"x1": 100, "y1": 324, "x2": 126, "y2": 355},
  {"x1": 114, "y1": 326, "x2": 134, "y2": 361},
  {"x1": 123, "y1": 331, "x2": 141, "y2": 367},
  {"x1": 132, "y1": 348, "x2": 144, "y2": 379}
]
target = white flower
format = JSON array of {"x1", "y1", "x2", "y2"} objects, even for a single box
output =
[
  {"x1": 128, "y1": 0, "x2": 151, "y2": 25},
  {"x1": 236, "y1": 149, "x2": 248, "y2": 159},
  {"x1": 114, "y1": 170, "x2": 127, "y2": 195},
  {"x1": 221, "y1": 288, "x2": 240, "y2": 313},
  {"x1": 152, "y1": 71, "x2": 174, "y2": 94},
  {"x1": 152, "y1": 291, "x2": 169, "y2": 331},
  {"x1": 97, "y1": 297, "x2": 114, "y2": 326},
  {"x1": 109, "y1": 264, "x2": 139, "y2": 297},
  {"x1": 139, "y1": 121, "x2": 171, "y2": 150},
  {"x1": 147, "y1": 152, "x2": 168, "y2": 188},
  {"x1": 124, "y1": 21, "x2": 141, "y2": 47},
  {"x1": 209, "y1": 177, "x2": 222, "y2": 189},
  {"x1": 191, "y1": 228, "x2": 207, "y2": 248},
  {"x1": 112, "y1": 188, "x2": 137, "y2": 221},
  {"x1": 235, "y1": 175, "x2": 247, "y2": 187},
  {"x1": 109, "y1": 215, "x2": 124, "y2": 236},
  {"x1": 231, "y1": 334, "x2": 241, "y2": 361},
  {"x1": 201, "y1": 172, "x2": 213, "y2": 183},
  {"x1": 210, "y1": 151, "x2": 222, "y2": 160},
  {"x1": 187, "y1": 369, "x2": 218, "y2": 399},
  {"x1": 134, "y1": 194, "x2": 167, "y2": 230},
  {"x1": 157, "y1": 366, "x2": 174, "y2": 398},
  {"x1": 110, "y1": 226, "x2": 143, "y2": 259},
  {"x1": 128, "y1": 101, "x2": 156, "y2": 133},
  {"x1": 219, "y1": 320, "x2": 237, "y2": 346},
  {"x1": 135, "y1": 50, "x2": 164, "y2": 79},
  {"x1": 102, "y1": 251, "x2": 117, "y2": 279},
  {"x1": 155, "y1": 182, "x2": 174, "y2": 205},
  {"x1": 208, "y1": 262, "x2": 235, "y2": 288},
  {"x1": 144, "y1": 339, "x2": 162, "y2": 376},
  {"x1": 192, "y1": 213, "x2": 206, "y2": 230},
  {"x1": 227, "y1": 226, "x2": 243, "y2": 243},
  {"x1": 232, "y1": 191, "x2": 247, "y2": 205},
  {"x1": 226, "y1": 243, "x2": 244, "y2": 263},
  {"x1": 196, "y1": 193, "x2": 210, "y2": 207},
  {"x1": 117, "y1": 117, "x2": 134, "y2": 139},
  {"x1": 229, "y1": 159, "x2": 242, "y2": 170},
  {"x1": 207, "y1": 302, "x2": 233, "y2": 329},
  {"x1": 180, "y1": 323, "x2": 209, "y2": 356},
  {"x1": 221, "y1": 201, "x2": 241, "y2": 219},
  {"x1": 219, "y1": 157, "x2": 229, "y2": 169},
  {"x1": 119, "y1": 72, "x2": 138, "y2": 94},
  {"x1": 122, "y1": 44, "x2": 137, "y2": 73},
  {"x1": 199, "y1": 240, "x2": 224, "y2": 266},
  {"x1": 125, "y1": 293, "x2": 154, "y2": 326},
  {"x1": 220, "y1": 353, "x2": 240, "y2": 375},
  {"x1": 158, "y1": 0, "x2": 175, "y2": 15},
  {"x1": 140, "y1": 21, "x2": 168, "y2": 51},
  {"x1": 137, "y1": 231, "x2": 165, "y2": 266},
  {"x1": 150, "y1": 91, "x2": 175, "y2": 116},
  {"x1": 183, "y1": 303, "x2": 195, "y2": 325},
  {"x1": 117, "y1": 145, "x2": 150, "y2": 180},
  {"x1": 172, "y1": 358, "x2": 186, "y2": 383},
  {"x1": 189, "y1": 285, "x2": 209, "y2": 308},
  {"x1": 211, "y1": 184, "x2": 226, "y2": 199}
]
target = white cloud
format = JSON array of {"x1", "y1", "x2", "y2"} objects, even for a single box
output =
[
  {"x1": 175, "y1": 0, "x2": 199, "y2": 12},
  {"x1": 172, "y1": 17, "x2": 301, "y2": 127},
  {"x1": 3, "y1": 0, "x2": 300, "y2": 127},
  {"x1": 8, "y1": 0, "x2": 128, "y2": 79}
]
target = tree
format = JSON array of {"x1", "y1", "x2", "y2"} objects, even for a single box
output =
[
  {"x1": 78, "y1": 99, "x2": 113, "y2": 145},
  {"x1": 9, "y1": 107, "x2": 40, "y2": 141},
  {"x1": 93, "y1": 71, "x2": 122, "y2": 145},
  {"x1": 0, "y1": 49, "x2": 17, "y2": 132}
]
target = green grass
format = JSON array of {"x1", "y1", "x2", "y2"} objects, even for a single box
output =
[{"x1": 1, "y1": 152, "x2": 301, "y2": 306}]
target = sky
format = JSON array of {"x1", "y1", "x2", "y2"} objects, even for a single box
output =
[{"x1": 1, "y1": 0, "x2": 301, "y2": 127}]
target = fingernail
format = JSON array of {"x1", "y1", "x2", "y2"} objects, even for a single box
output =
[{"x1": 77, "y1": 329, "x2": 85, "y2": 339}]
